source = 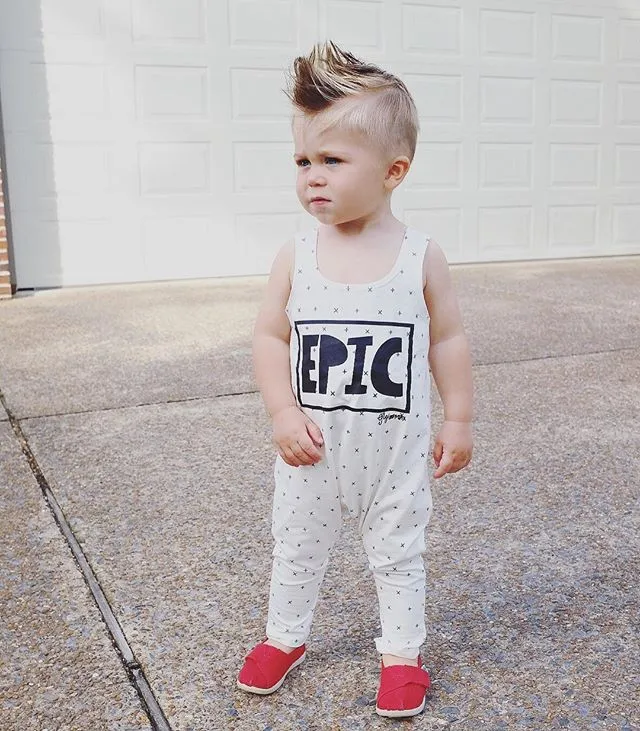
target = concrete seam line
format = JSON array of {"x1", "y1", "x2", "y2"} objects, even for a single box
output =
[
  {"x1": 0, "y1": 390, "x2": 173, "y2": 731},
  {"x1": 133, "y1": 669, "x2": 173, "y2": 731},
  {"x1": 17, "y1": 388, "x2": 261, "y2": 422},
  {"x1": 473, "y1": 345, "x2": 640, "y2": 368}
]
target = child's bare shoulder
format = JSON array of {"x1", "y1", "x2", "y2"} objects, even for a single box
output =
[
  {"x1": 422, "y1": 238, "x2": 450, "y2": 291},
  {"x1": 269, "y1": 239, "x2": 295, "y2": 285},
  {"x1": 257, "y1": 240, "x2": 296, "y2": 330}
]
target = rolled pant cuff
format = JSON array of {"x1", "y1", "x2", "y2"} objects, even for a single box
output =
[
  {"x1": 265, "y1": 624, "x2": 307, "y2": 649},
  {"x1": 374, "y1": 639, "x2": 422, "y2": 658}
]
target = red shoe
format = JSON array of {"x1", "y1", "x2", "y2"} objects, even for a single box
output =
[
  {"x1": 237, "y1": 642, "x2": 306, "y2": 695},
  {"x1": 376, "y1": 657, "x2": 431, "y2": 718}
]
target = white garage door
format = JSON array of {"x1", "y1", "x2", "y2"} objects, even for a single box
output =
[{"x1": 0, "y1": 0, "x2": 639, "y2": 288}]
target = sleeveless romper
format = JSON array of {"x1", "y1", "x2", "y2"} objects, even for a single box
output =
[{"x1": 266, "y1": 227, "x2": 433, "y2": 658}]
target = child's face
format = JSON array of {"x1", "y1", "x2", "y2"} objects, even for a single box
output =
[{"x1": 292, "y1": 116, "x2": 392, "y2": 226}]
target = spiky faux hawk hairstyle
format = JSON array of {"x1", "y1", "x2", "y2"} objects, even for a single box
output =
[{"x1": 286, "y1": 41, "x2": 420, "y2": 160}]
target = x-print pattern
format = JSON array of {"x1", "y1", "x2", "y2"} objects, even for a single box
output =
[{"x1": 267, "y1": 228, "x2": 433, "y2": 658}]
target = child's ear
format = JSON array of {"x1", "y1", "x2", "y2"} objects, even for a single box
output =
[{"x1": 385, "y1": 156, "x2": 411, "y2": 190}]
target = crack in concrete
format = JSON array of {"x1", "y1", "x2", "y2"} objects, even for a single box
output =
[{"x1": 0, "y1": 389, "x2": 173, "y2": 731}]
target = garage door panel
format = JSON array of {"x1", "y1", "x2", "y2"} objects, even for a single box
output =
[
  {"x1": 402, "y1": 4, "x2": 463, "y2": 57},
  {"x1": 547, "y1": 204, "x2": 600, "y2": 255},
  {"x1": 131, "y1": 0, "x2": 207, "y2": 44},
  {"x1": 0, "y1": 1, "x2": 44, "y2": 50},
  {"x1": 550, "y1": 79, "x2": 604, "y2": 126},
  {"x1": 134, "y1": 65, "x2": 210, "y2": 120},
  {"x1": 6, "y1": 215, "x2": 142, "y2": 288},
  {"x1": 40, "y1": 0, "x2": 105, "y2": 39},
  {"x1": 548, "y1": 143, "x2": 600, "y2": 189},
  {"x1": 56, "y1": 219, "x2": 143, "y2": 286},
  {"x1": 407, "y1": 72, "x2": 463, "y2": 124},
  {"x1": 480, "y1": 7, "x2": 537, "y2": 61},
  {"x1": 618, "y1": 82, "x2": 640, "y2": 126},
  {"x1": 551, "y1": 13, "x2": 604, "y2": 63},
  {"x1": 140, "y1": 216, "x2": 234, "y2": 280},
  {"x1": 9, "y1": 215, "x2": 63, "y2": 289},
  {"x1": 34, "y1": 142, "x2": 114, "y2": 197},
  {"x1": 233, "y1": 142, "x2": 295, "y2": 193},
  {"x1": 5, "y1": 133, "x2": 130, "y2": 215},
  {"x1": 34, "y1": 62, "x2": 111, "y2": 120},
  {"x1": 478, "y1": 206, "x2": 535, "y2": 260},
  {"x1": 0, "y1": 52, "x2": 42, "y2": 133},
  {"x1": 228, "y1": 0, "x2": 299, "y2": 49},
  {"x1": 0, "y1": 133, "x2": 43, "y2": 211},
  {"x1": 618, "y1": 18, "x2": 640, "y2": 64},
  {"x1": 613, "y1": 205, "x2": 640, "y2": 251},
  {"x1": 615, "y1": 144, "x2": 640, "y2": 187},
  {"x1": 230, "y1": 67, "x2": 290, "y2": 120},
  {"x1": 138, "y1": 142, "x2": 212, "y2": 196},
  {"x1": 322, "y1": 0, "x2": 385, "y2": 53}
]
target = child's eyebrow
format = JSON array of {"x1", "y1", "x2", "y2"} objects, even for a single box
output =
[
  {"x1": 294, "y1": 149, "x2": 348, "y2": 159},
  {"x1": 318, "y1": 149, "x2": 341, "y2": 157}
]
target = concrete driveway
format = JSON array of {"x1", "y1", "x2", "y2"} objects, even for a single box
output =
[{"x1": 1, "y1": 257, "x2": 638, "y2": 731}]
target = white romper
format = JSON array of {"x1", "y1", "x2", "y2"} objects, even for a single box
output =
[{"x1": 266, "y1": 227, "x2": 433, "y2": 658}]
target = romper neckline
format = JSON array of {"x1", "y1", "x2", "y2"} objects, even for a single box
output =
[{"x1": 309, "y1": 227, "x2": 410, "y2": 290}]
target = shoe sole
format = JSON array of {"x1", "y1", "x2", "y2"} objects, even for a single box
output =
[
  {"x1": 236, "y1": 652, "x2": 306, "y2": 695},
  {"x1": 375, "y1": 695, "x2": 426, "y2": 718}
]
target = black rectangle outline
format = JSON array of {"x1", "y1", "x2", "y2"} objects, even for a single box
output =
[{"x1": 294, "y1": 319, "x2": 414, "y2": 413}]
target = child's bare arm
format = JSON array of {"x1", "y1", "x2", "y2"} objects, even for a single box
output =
[
  {"x1": 253, "y1": 242, "x2": 297, "y2": 417},
  {"x1": 423, "y1": 241, "x2": 473, "y2": 478},
  {"x1": 253, "y1": 242, "x2": 324, "y2": 467}
]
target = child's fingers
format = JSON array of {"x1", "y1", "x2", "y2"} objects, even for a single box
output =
[
  {"x1": 289, "y1": 441, "x2": 314, "y2": 465},
  {"x1": 280, "y1": 442, "x2": 308, "y2": 467},
  {"x1": 305, "y1": 420, "x2": 324, "y2": 447},
  {"x1": 432, "y1": 440, "x2": 443, "y2": 467},
  {"x1": 434, "y1": 451, "x2": 454, "y2": 478},
  {"x1": 299, "y1": 435, "x2": 322, "y2": 463},
  {"x1": 279, "y1": 447, "x2": 298, "y2": 467}
]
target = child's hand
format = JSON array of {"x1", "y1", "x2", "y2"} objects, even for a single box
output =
[
  {"x1": 433, "y1": 420, "x2": 473, "y2": 479},
  {"x1": 272, "y1": 406, "x2": 324, "y2": 467}
]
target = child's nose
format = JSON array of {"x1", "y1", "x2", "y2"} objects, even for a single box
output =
[{"x1": 307, "y1": 165, "x2": 326, "y2": 186}]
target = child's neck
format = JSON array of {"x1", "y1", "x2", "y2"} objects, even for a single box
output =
[{"x1": 324, "y1": 209, "x2": 403, "y2": 241}]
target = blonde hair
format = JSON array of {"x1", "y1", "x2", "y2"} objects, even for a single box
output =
[{"x1": 286, "y1": 42, "x2": 419, "y2": 160}]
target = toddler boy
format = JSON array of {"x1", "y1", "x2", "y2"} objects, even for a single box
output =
[{"x1": 237, "y1": 42, "x2": 473, "y2": 718}]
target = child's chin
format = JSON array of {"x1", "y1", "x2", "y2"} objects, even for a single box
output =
[{"x1": 309, "y1": 210, "x2": 335, "y2": 223}]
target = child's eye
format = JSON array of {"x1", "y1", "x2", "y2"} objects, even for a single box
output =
[
  {"x1": 325, "y1": 157, "x2": 340, "y2": 165},
  {"x1": 296, "y1": 159, "x2": 310, "y2": 168}
]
